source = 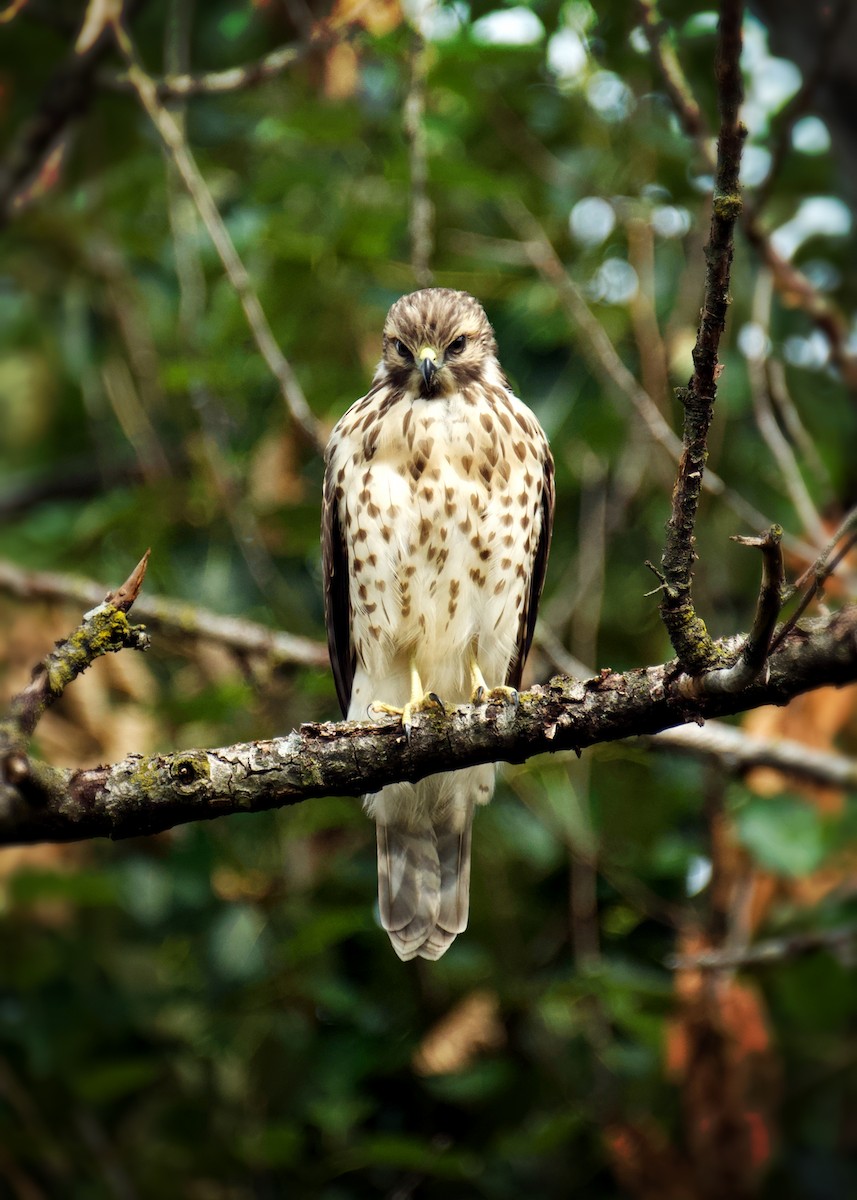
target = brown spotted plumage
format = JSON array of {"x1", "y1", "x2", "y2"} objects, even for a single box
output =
[{"x1": 322, "y1": 288, "x2": 554, "y2": 961}]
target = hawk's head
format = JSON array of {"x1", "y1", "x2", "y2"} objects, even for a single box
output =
[{"x1": 382, "y1": 288, "x2": 499, "y2": 399}]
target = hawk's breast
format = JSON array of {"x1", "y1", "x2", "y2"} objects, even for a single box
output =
[{"x1": 329, "y1": 380, "x2": 548, "y2": 700}]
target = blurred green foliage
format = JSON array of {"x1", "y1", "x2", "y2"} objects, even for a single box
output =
[{"x1": 1, "y1": 1, "x2": 856, "y2": 1197}]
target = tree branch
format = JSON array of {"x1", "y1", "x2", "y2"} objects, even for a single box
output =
[
  {"x1": 501, "y1": 202, "x2": 821, "y2": 563},
  {"x1": 404, "y1": 32, "x2": 433, "y2": 289},
  {"x1": 665, "y1": 924, "x2": 857, "y2": 971},
  {"x1": 659, "y1": 0, "x2": 746, "y2": 671},
  {"x1": 639, "y1": 0, "x2": 857, "y2": 391},
  {"x1": 0, "y1": 0, "x2": 148, "y2": 227},
  {"x1": 0, "y1": 558, "x2": 328, "y2": 671},
  {"x1": 675, "y1": 526, "x2": 785, "y2": 698},
  {"x1": 1, "y1": 552, "x2": 150, "y2": 752},
  {"x1": 102, "y1": 40, "x2": 316, "y2": 97},
  {"x1": 644, "y1": 720, "x2": 857, "y2": 791},
  {"x1": 109, "y1": 15, "x2": 324, "y2": 453},
  {"x1": 3, "y1": 600, "x2": 857, "y2": 845}
]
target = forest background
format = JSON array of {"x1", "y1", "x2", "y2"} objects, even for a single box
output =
[{"x1": 1, "y1": 0, "x2": 856, "y2": 1196}]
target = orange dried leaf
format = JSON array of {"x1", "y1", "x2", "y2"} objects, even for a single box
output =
[
  {"x1": 330, "y1": 0, "x2": 402, "y2": 35},
  {"x1": 413, "y1": 989, "x2": 505, "y2": 1076}
]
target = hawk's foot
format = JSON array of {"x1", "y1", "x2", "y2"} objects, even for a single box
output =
[
  {"x1": 469, "y1": 655, "x2": 519, "y2": 710},
  {"x1": 369, "y1": 658, "x2": 445, "y2": 740},
  {"x1": 402, "y1": 691, "x2": 445, "y2": 738},
  {"x1": 471, "y1": 683, "x2": 519, "y2": 710}
]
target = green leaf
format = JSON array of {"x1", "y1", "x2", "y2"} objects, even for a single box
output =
[{"x1": 734, "y1": 794, "x2": 829, "y2": 877}]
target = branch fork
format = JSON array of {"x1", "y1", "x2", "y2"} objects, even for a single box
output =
[
  {"x1": 0, "y1": 550, "x2": 151, "y2": 791},
  {"x1": 674, "y1": 525, "x2": 785, "y2": 699}
]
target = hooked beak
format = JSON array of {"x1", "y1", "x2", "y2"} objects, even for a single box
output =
[{"x1": 418, "y1": 345, "x2": 439, "y2": 390}]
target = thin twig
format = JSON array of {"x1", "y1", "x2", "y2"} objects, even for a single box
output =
[
  {"x1": 0, "y1": 0, "x2": 148, "y2": 227},
  {"x1": 110, "y1": 15, "x2": 324, "y2": 453},
  {"x1": 637, "y1": 0, "x2": 707, "y2": 139},
  {"x1": 0, "y1": 558, "x2": 328, "y2": 670},
  {"x1": 644, "y1": 719, "x2": 857, "y2": 792},
  {"x1": 666, "y1": 924, "x2": 857, "y2": 971},
  {"x1": 403, "y1": 32, "x2": 433, "y2": 288},
  {"x1": 658, "y1": 0, "x2": 746, "y2": 672},
  {"x1": 639, "y1": 0, "x2": 857, "y2": 391},
  {"x1": 747, "y1": 271, "x2": 826, "y2": 547},
  {"x1": 102, "y1": 40, "x2": 316, "y2": 97},
  {"x1": 676, "y1": 526, "x2": 784, "y2": 698},
  {"x1": 0, "y1": 0, "x2": 30, "y2": 24},
  {"x1": 752, "y1": 0, "x2": 851, "y2": 212},
  {"x1": 784, "y1": 503, "x2": 857, "y2": 600},
  {"x1": 769, "y1": 506, "x2": 857, "y2": 653},
  {"x1": 504, "y1": 201, "x2": 814, "y2": 556},
  {"x1": 767, "y1": 358, "x2": 833, "y2": 499},
  {"x1": 157, "y1": 5, "x2": 301, "y2": 619},
  {"x1": 626, "y1": 214, "x2": 671, "y2": 414}
]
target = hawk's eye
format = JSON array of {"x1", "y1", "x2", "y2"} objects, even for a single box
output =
[
  {"x1": 393, "y1": 338, "x2": 412, "y2": 361},
  {"x1": 447, "y1": 334, "x2": 467, "y2": 356}
]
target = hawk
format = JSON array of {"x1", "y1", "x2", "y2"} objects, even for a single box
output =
[{"x1": 322, "y1": 288, "x2": 554, "y2": 961}]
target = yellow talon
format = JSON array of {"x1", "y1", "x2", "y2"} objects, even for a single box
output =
[
  {"x1": 370, "y1": 662, "x2": 444, "y2": 738},
  {"x1": 469, "y1": 651, "x2": 519, "y2": 709}
]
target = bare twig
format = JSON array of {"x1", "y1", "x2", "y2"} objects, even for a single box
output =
[
  {"x1": 102, "y1": 40, "x2": 316, "y2": 97},
  {"x1": 666, "y1": 924, "x2": 857, "y2": 971},
  {"x1": 747, "y1": 271, "x2": 826, "y2": 546},
  {"x1": 676, "y1": 526, "x2": 784, "y2": 698},
  {"x1": 0, "y1": 0, "x2": 30, "y2": 23},
  {"x1": 109, "y1": 15, "x2": 324, "y2": 453},
  {"x1": 752, "y1": 0, "x2": 851, "y2": 212},
  {"x1": 404, "y1": 32, "x2": 433, "y2": 288},
  {"x1": 783, "y1": 503, "x2": 857, "y2": 601},
  {"x1": 766, "y1": 358, "x2": 833, "y2": 499},
  {"x1": 644, "y1": 720, "x2": 857, "y2": 791},
  {"x1": 658, "y1": 0, "x2": 745, "y2": 672},
  {"x1": 626, "y1": 214, "x2": 671, "y2": 414},
  {"x1": 504, "y1": 201, "x2": 813, "y2": 554},
  {"x1": 155, "y1": 5, "x2": 300, "y2": 618},
  {"x1": 639, "y1": 0, "x2": 857, "y2": 391},
  {"x1": 769, "y1": 505, "x2": 857, "y2": 653},
  {"x1": 0, "y1": 558, "x2": 328, "y2": 670},
  {"x1": 0, "y1": 1, "x2": 141, "y2": 225},
  {"x1": 637, "y1": 0, "x2": 707, "y2": 139}
]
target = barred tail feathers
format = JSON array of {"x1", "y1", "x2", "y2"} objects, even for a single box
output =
[{"x1": 372, "y1": 767, "x2": 491, "y2": 961}]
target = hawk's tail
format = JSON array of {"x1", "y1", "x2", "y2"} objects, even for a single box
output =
[{"x1": 376, "y1": 812, "x2": 473, "y2": 962}]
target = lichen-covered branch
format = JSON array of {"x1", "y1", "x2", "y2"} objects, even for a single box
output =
[
  {"x1": 1, "y1": 552, "x2": 151, "y2": 749},
  {"x1": 676, "y1": 526, "x2": 784, "y2": 698},
  {"x1": 2, "y1": 604, "x2": 857, "y2": 846},
  {"x1": 659, "y1": 0, "x2": 745, "y2": 671}
]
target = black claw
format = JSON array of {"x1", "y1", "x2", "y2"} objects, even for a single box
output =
[
  {"x1": 428, "y1": 691, "x2": 446, "y2": 713},
  {"x1": 474, "y1": 685, "x2": 485, "y2": 704}
]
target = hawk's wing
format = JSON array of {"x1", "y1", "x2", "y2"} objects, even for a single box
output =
[
  {"x1": 507, "y1": 448, "x2": 555, "y2": 691},
  {"x1": 322, "y1": 466, "x2": 354, "y2": 716}
]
